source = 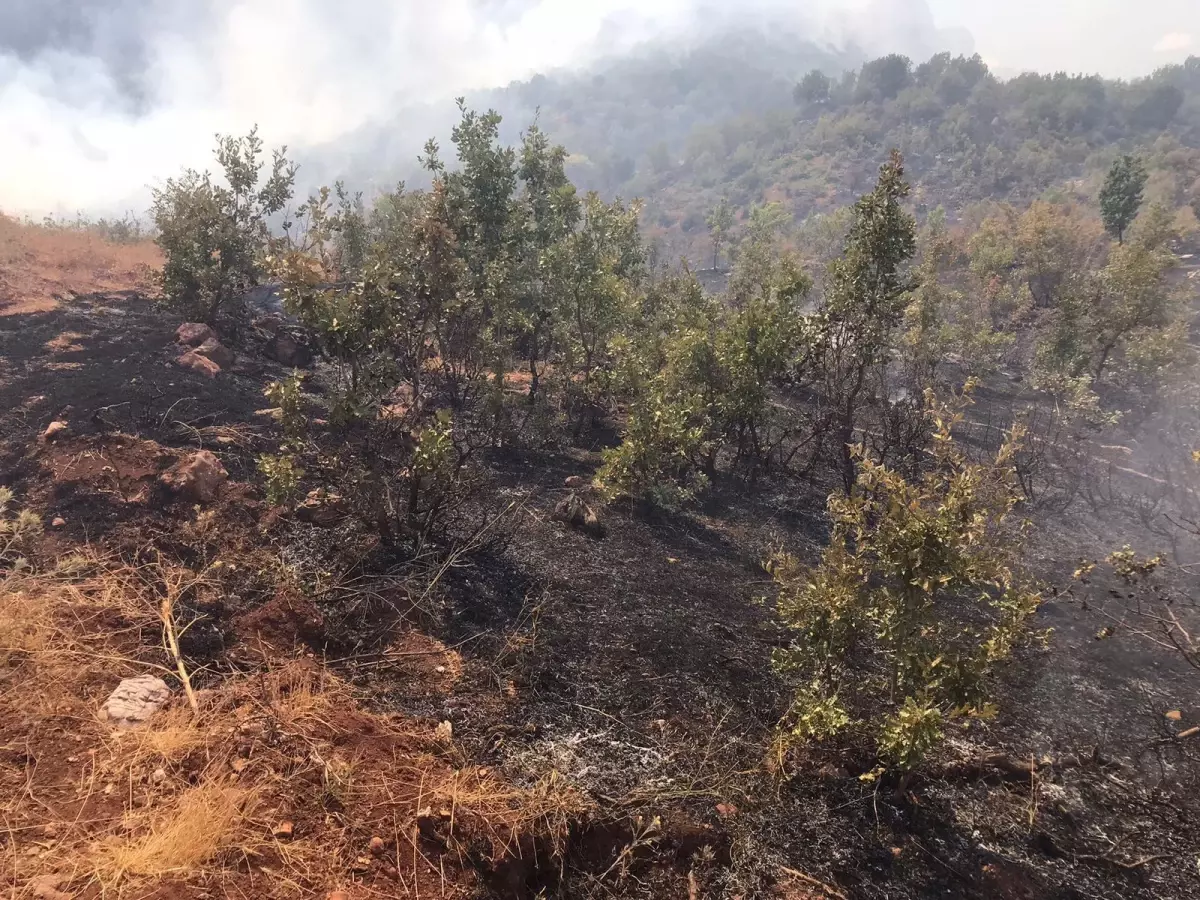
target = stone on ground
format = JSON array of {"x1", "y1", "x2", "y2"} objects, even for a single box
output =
[
  {"x1": 99, "y1": 675, "x2": 171, "y2": 729},
  {"x1": 195, "y1": 336, "x2": 236, "y2": 370},
  {"x1": 552, "y1": 492, "x2": 606, "y2": 537},
  {"x1": 159, "y1": 450, "x2": 228, "y2": 504},
  {"x1": 176, "y1": 349, "x2": 221, "y2": 378},
  {"x1": 175, "y1": 322, "x2": 216, "y2": 347},
  {"x1": 41, "y1": 420, "x2": 69, "y2": 443},
  {"x1": 264, "y1": 332, "x2": 313, "y2": 368}
]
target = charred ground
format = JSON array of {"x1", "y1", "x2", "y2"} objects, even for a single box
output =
[{"x1": 1, "y1": 289, "x2": 1197, "y2": 900}]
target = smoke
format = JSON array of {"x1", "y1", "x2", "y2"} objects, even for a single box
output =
[{"x1": 0, "y1": 0, "x2": 971, "y2": 216}]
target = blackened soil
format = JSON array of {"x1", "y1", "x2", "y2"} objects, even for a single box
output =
[{"x1": 2, "y1": 294, "x2": 1198, "y2": 900}]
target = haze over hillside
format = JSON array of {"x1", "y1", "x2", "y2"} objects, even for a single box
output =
[{"x1": 2, "y1": 0, "x2": 1195, "y2": 216}]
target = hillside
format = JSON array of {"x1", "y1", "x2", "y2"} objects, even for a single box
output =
[
  {"x1": 0, "y1": 214, "x2": 160, "y2": 315},
  {"x1": 547, "y1": 51, "x2": 1200, "y2": 263},
  {"x1": 307, "y1": 27, "x2": 861, "y2": 202},
  {"x1": 3, "y1": 28, "x2": 1200, "y2": 900},
  {"x1": 315, "y1": 43, "x2": 1200, "y2": 266}
]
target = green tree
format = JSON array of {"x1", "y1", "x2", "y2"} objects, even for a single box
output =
[
  {"x1": 600, "y1": 251, "x2": 810, "y2": 500},
  {"x1": 515, "y1": 122, "x2": 581, "y2": 404},
  {"x1": 795, "y1": 69, "x2": 831, "y2": 106},
  {"x1": 815, "y1": 150, "x2": 917, "y2": 493},
  {"x1": 152, "y1": 127, "x2": 296, "y2": 323},
  {"x1": 551, "y1": 193, "x2": 645, "y2": 415},
  {"x1": 856, "y1": 54, "x2": 913, "y2": 102},
  {"x1": 705, "y1": 198, "x2": 735, "y2": 269},
  {"x1": 1082, "y1": 204, "x2": 1186, "y2": 383},
  {"x1": 1099, "y1": 154, "x2": 1148, "y2": 244}
]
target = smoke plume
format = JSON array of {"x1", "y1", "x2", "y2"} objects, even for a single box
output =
[{"x1": 0, "y1": 0, "x2": 971, "y2": 216}]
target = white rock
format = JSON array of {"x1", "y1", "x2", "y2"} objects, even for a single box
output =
[{"x1": 99, "y1": 675, "x2": 171, "y2": 729}]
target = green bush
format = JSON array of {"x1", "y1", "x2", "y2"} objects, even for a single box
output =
[
  {"x1": 152, "y1": 127, "x2": 296, "y2": 324},
  {"x1": 770, "y1": 386, "x2": 1042, "y2": 770}
]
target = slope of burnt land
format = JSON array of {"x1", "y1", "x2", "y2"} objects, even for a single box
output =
[{"x1": 1, "y1": 293, "x2": 1197, "y2": 899}]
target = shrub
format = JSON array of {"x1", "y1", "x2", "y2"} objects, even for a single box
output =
[
  {"x1": 257, "y1": 454, "x2": 304, "y2": 507},
  {"x1": 256, "y1": 373, "x2": 308, "y2": 507},
  {"x1": 152, "y1": 127, "x2": 296, "y2": 324},
  {"x1": 770, "y1": 385, "x2": 1042, "y2": 770}
]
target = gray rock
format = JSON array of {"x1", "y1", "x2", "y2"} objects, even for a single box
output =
[
  {"x1": 99, "y1": 675, "x2": 171, "y2": 729},
  {"x1": 264, "y1": 332, "x2": 313, "y2": 368}
]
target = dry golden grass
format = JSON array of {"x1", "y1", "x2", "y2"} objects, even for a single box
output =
[
  {"x1": 1, "y1": 551, "x2": 586, "y2": 899},
  {"x1": 0, "y1": 588, "x2": 53, "y2": 656},
  {"x1": 95, "y1": 783, "x2": 261, "y2": 880},
  {"x1": 0, "y1": 212, "x2": 160, "y2": 315}
]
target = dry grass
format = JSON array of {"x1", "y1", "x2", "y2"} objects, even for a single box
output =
[
  {"x1": 0, "y1": 550, "x2": 587, "y2": 899},
  {"x1": 0, "y1": 212, "x2": 160, "y2": 315},
  {"x1": 95, "y1": 783, "x2": 261, "y2": 880}
]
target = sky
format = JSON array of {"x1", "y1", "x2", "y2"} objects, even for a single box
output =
[
  {"x1": 0, "y1": 0, "x2": 1196, "y2": 217},
  {"x1": 927, "y1": 0, "x2": 1196, "y2": 79}
]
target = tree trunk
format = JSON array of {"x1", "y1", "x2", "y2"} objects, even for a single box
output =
[{"x1": 838, "y1": 412, "x2": 856, "y2": 496}]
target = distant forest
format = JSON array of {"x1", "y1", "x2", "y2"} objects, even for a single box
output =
[{"x1": 318, "y1": 34, "x2": 1199, "y2": 267}]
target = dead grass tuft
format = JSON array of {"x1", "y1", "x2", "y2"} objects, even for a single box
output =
[{"x1": 95, "y1": 782, "x2": 261, "y2": 880}]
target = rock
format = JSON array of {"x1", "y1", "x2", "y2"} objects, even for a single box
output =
[
  {"x1": 41, "y1": 420, "x2": 69, "y2": 443},
  {"x1": 552, "y1": 492, "x2": 606, "y2": 537},
  {"x1": 175, "y1": 323, "x2": 217, "y2": 347},
  {"x1": 51, "y1": 517, "x2": 66, "y2": 529},
  {"x1": 195, "y1": 337, "x2": 235, "y2": 370},
  {"x1": 150, "y1": 767, "x2": 167, "y2": 784},
  {"x1": 564, "y1": 475, "x2": 592, "y2": 490},
  {"x1": 176, "y1": 349, "x2": 221, "y2": 378},
  {"x1": 296, "y1": 489, "x2": 349, "y2": 527},
  {"x1": 368, "y1": 836, "x2": 387, "y2": 856},
  {"x1": 159, "y1": 451, "x2": 228, "y2": 505},
  {"x1": 99, "y1": 675, "x2": 171, "y2": 729},
  {"x1": 264, "y1": 332, "x2": 313, "y2": 368},
  {"x1": 715, "y1": 802, "x2": 739, "y2": 819},
  {"x1": 29, "y1": 874, "x2": 71, "y2": 900},
  {"x1": 272, "y1": 821, "x2": 295, "y2": 839}
]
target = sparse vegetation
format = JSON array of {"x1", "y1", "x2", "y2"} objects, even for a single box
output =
[
  {"x1": 3, "y1": 36, "x2": 1200, "y2": 900},
  {"x1": 0, "y1": 487, "x2": 41, "y2": 569}
]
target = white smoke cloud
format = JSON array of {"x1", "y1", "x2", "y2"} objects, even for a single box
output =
[{"x1": 0, "y1": 0, "x2": 967, "y2": 216}]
